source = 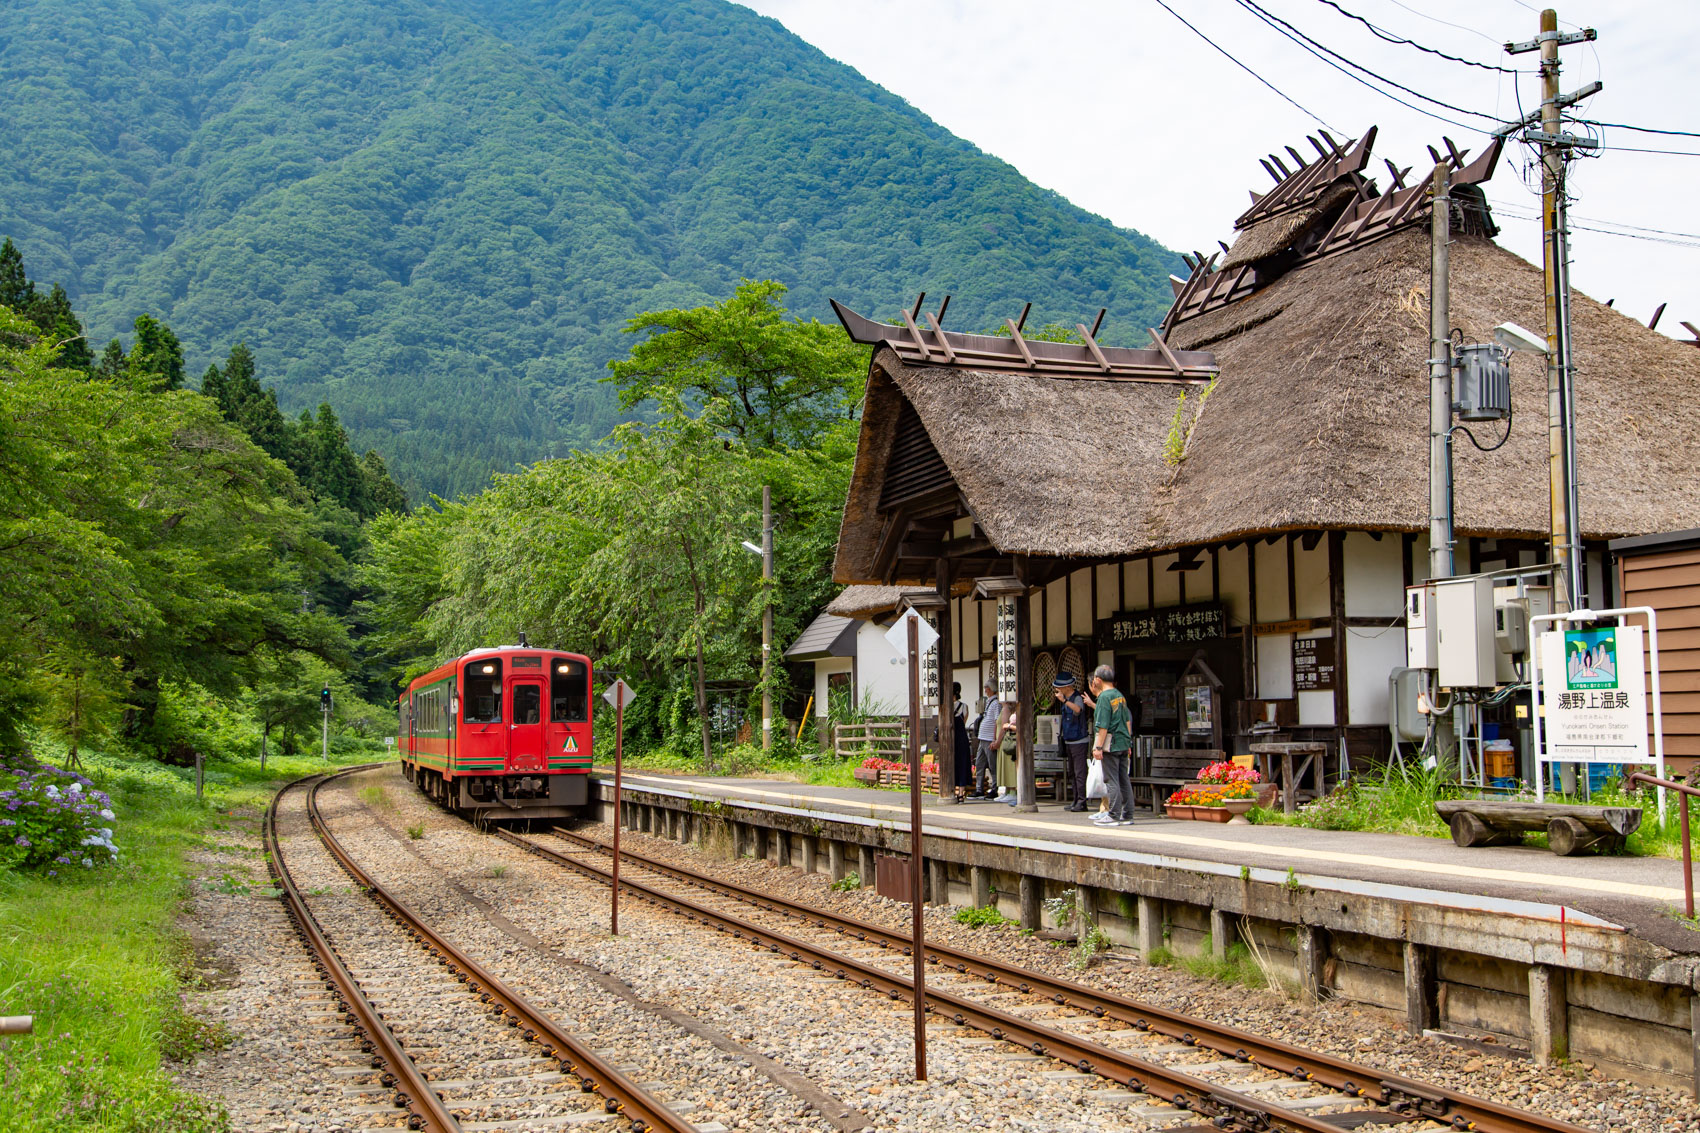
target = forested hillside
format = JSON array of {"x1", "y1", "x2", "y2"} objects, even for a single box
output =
[{"x1": 0, "y1": 0, "x2": 1180, "y2": 497}]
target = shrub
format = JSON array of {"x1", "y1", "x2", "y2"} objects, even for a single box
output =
[{"x1": 0, "y1": 755, "x2": 119, "y2": 874}]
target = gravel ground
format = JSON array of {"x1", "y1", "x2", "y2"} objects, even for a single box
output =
[
  {"x1": 554, "y1": 806, "x2": 1699, "y2": 1133},
  {"x1": 339, "y1": 767, "x2": 1211, "y2": 1132},
  {"x1": 173, "y1": 768, "x2": 1691, "y2": 1132}
]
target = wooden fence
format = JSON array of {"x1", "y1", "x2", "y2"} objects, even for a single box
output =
[{"x1": 834, "y1": 720, "x2": 907, "y2": 761}]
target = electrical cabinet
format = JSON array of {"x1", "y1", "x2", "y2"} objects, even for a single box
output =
[
  {"x1": 1405, "y1": 584, "x2": 1436, "y2": 670},
  {"x1": 1493, "y1": 584, "x2": 1553, "y2": 682},
  {"x1": 1435, "y1": 576, "x2": 1496, "y2": 688}
]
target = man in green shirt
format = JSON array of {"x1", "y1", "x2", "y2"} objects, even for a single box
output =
[{"x1": 1089, "y1": 664, "x2": 1135, "y2": 825}]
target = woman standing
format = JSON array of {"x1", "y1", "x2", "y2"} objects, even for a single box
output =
[{"x1": 951, "y1": 682, "x2": 973, "y2": 802}]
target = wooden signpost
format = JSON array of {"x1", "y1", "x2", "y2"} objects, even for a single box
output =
[{"x1": 884, "y1": 609, "x2": 937, "y2": 1081}]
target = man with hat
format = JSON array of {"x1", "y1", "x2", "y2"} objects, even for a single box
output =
[{"x1": 1051, "y1": 671, "x2": 1094, "y2": 812}]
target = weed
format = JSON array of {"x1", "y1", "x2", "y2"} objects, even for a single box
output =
[
  {"x1": 209, "y1": 871, "x2": 250, "y2": 895},
  {"x1": 1146, "y1": 945, "x2": 1176, "y2": 967},
  {"x1": 1073, "y1": 926, "x2": 1111, "y2": 970},
  {"x1": 307, "y1": 886, "x2": 332, "y2": 896},
  {"x1": 1284, "y1": 867, "x2": 1301, "y2": 892},
  {"x1": 405, "y1": 823, "x2": 425, "y2": 840},
  {"x1": 829, "y1": 871, "x2": 860, "y2": 892},
  {"x1": 157, "y1": 994, "x2": 236, "y2": 1062},
  {"x1": 1042, "y1": 887, "x2": 1079, "y2": 926},
  {"x1": 489, "y1": 864, "x2": 508, "y2": 879},
  {"x1": 358, "y1": 784, "x2": 394, "y2": 810},
  {"x1": 1239, "y1": 865, "x2": 1251, "y2": 882},
  {"x1": 952, "y1": 905, "x2": 1015, "y2": 928},
  {"x1": 1172, "y1": 937, "x2": 1270, "y2": 990}
]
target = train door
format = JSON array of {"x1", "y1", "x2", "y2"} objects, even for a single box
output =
[{"x1": 508, "y1": 678, "x2": 547, "y2": 772}]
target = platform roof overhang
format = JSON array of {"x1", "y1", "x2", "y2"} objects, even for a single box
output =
[{"x1": 832, "y1": 228, "x2": 1700, "y2": 588}]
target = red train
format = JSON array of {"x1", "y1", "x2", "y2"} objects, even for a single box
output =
[{"x1": 398, "y1": 644, "x2": 595, "y2": 818}]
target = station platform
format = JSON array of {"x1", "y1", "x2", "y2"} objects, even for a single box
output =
[{"x1": 607, "y1": 769, "x2": 1698, "y2": 955}]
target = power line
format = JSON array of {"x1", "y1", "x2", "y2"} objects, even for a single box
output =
[
  {"x1": 1487, "y1": 199, "x2": 1700, "y2": 249},
  {"x1": 1146, "y1": 0, "x2": 1341, "y2": 133},
  {"x1": 1580, "y1": 119, "x2": 1700, "y2": 140},
  {"x1": 1312, "y1": 0, "x2": 1522, "y2": 74},
  {"x1": 1232, "y1": 0, "x2": 1500, "y2": 133}
]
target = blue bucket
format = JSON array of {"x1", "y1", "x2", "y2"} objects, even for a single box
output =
[{"x1": 1585, "y1": 764, "x2": 1620, "y2": 796}]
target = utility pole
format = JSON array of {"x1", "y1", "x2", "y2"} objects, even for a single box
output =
[
  {"x1": 1506, "y1": 9, "x2": 1598, "y2": 612},
  {"x1": 1428, "y1": 164, "x2": 1453, "y2": 584},
  {"x1": 760, "y1": 484, "x2": 774, "y2": 750},
  {"x1": 321, "y1": 686, "x2": 332, "y2": 761}
]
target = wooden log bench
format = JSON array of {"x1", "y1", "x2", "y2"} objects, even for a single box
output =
[
  {"x1": 1435, "y1": 799, "x2": 1642, "y2": 856},
  {"x1": 1129, "y1": 749, "x2": 1223, "y2": 815}
]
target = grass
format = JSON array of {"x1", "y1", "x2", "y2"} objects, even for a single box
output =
[
  {"x1": 1249, "y1": 764, "x2": 1692, "y2": 858},
  {"x1": 1147, "y1": 937, "x2": 1270, "y2": 991},
  {"x1": 828, "y1": 871, "x2": 860, "y2": 892},
  {"x1": 405, "y1": 822, "x2": 425, "y2": 840},
  {"x1": 358, "y1": 784, "x2": 393, "y2": 810},
  {"x1": 0, "y1": 738, "x2": 384, "y2": 1131},
  {"x1": 952, "y1": 904, "x2": 1015, "y2": 928},
  {"x1": 607, "y1": 743, "x2": 872, "y2": 790}
]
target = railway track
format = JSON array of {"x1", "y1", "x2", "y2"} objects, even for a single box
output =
[
  {"x1": 264, "y1": 768, "x2": 698, "y2": 1133},
  {"x1": 502, "y1": 822, "x2": 1597, "y2": 1133}
]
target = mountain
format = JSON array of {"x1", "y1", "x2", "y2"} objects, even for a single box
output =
[{"x1": 0, "y1": 0, "x2": 1181, "y2": 497}]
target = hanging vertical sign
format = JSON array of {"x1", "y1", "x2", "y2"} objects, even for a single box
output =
[
  {"x1": 1538, "y1": 625, "x2": 1648, "y2": 764},
  {"x1": 920, "y1": 611, "x2": 940, "y2": 707},
  {"x1": 995, "y1": 598, "x2": 1019, "y2": 703}
]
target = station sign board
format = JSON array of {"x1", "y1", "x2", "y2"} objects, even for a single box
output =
[
  {"x1": 1538, "y1": 625, "x2": 1648, "y2": 764},
  {"x1": 1097, "y1": 602, "x2": 1225, "y2": 649}
]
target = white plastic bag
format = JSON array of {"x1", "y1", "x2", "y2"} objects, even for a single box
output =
[{"x1": 1086, "y1": 759, "x2": 1106, "y2": 800}]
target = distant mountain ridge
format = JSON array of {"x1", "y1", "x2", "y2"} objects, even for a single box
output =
[{"x1": 0, "y1": 0, "x2": 1181, "y2": 496}]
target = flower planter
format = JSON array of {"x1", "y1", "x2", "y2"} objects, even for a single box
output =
[
  {"x1": 1191, "y1": 806, "x2": 1233, "y2": 823},
  {"x1": 1223, "y1": 798, "x2": 1256, "y2": 824},
  {"x1": 1165, "y1": 804, "x2": 1195, "y2": 820},
  {"x1": 853, "y1": 767, "x2": 881, "y2": 785}
]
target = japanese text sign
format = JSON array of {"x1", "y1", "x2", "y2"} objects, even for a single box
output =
[{"x1": 1539, "y1": 626, "x2": 1647, "y2": 764}]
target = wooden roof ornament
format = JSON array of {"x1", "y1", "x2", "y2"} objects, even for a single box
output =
[
  {"x1": 1163, "y1": 131, "x2": 1504, "y2": 332},
  {"x1": 832, "y1": 298, "x2": 1217, "y2": 384}
]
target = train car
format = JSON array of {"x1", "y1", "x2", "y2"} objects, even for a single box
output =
[{"x1": 398, "y1": 644, "x2": 594, "y2": 818}]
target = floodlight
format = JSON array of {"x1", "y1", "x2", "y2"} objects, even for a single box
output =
[
  {"x1": 1493, "y1": 322, "x2": 1549, "y2": 355},
  {"x1": 740, "y1": 540, "x2": 763, "y2": 555}
]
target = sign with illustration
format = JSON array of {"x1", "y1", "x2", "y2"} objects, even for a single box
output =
[{"x1": 1538, "y1": 625, "x2": 1647, "y2": 764}]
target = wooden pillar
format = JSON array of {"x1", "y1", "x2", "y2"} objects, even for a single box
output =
[
  {"x1": 1403, "y1": 942, "x2": 1438, "y2": 1034},
  {"x1": 1077, "y1": 886, "x2": 1097, "y2": 935},
  {"x1": 776, "y1": 830, "x2": 791, "y2": 867},
  {"x1": 1328, "y1": 530, "x2": 1350, "y2": 774},
  {"x1": 928, "y1": 859, "x2": 949, "y2": 906},
  {"x1": 971, "y1": 865, "x2": 992, "y2": 909},
  {"x1": 858, "y1": 843, "x2": 876, "y2": 886},
  {"x1": 801, "y1": 837, "x2": 817, "y2": 875},
  {"x1": 937, "y1": 560, "x2": 955, "y2": 802},
  {"x1": 1529, "y1": 964, "x2": 1569, "y2": 1066},
  {"x1": 1015, "y1": 588, "x2": 1036, "y2": 812},
  {"x1": 1690, "y1": 994, "x2": 1700, "y2": 1100},
  {"x1": 677, "y1": 813, "x2": 691, "y2": 845},
  {"x1": 753, "y1": 825, "x2": 769, "y2": 863},
  {"x1": 828, "y1": 840, "x2": 846, "y2": 882},
  {"x1": 1137, "y1": 895, "x2": 1164, "y2": 956},
  {"x1": 1298, "y1": 925, "x2": 1329, "y2": 1002},
  {"x1": 1019, "y1": 874, "x2": 1041, "y2": 930}
]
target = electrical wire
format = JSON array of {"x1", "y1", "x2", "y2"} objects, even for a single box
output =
[
  {"x1": 1579, "y1": 120, "x2": 1700, "y2": 140},
  {"x1": 1232, "y1": 0, "x2": 1501, "y2": 133},
  {"x1": 1146, "y1": 0, "x2": 1341, "y2": 132},
  {"x1": 1311, "y1": 0, "x2": 1522, "y2": 74}
]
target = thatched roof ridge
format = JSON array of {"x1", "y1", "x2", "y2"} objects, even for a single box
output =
[{"x1": 833, "y1": 227, "x2": 1700, "y2": 585}]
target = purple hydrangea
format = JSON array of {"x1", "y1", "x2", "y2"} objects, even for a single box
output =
[{"x1": 14, "y1": 836, "x2": 30, "y2": 847}]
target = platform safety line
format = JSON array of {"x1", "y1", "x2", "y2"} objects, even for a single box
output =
[{"x1": 607, "y1": 774, "x2": 1642, "y2": 927}]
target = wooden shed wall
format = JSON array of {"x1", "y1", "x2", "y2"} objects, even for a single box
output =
[{"x1": 1619, "y1": 545, "x2": 1700, "y2": 773}]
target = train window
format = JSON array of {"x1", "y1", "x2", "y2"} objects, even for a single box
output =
[
  {"x1": 463, "y1": 659, "x2": 502, "y2": 723},
  {"x1": 513, "y1": 684, "x2": 541, "y2": 725},
  {"x1": 551, "y1": 660, "x2": 588, "y2": 722}
]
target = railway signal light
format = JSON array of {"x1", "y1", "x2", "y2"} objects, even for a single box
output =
[{"x1": 320, "y1": 687, "x2": 332, "y2": 710}]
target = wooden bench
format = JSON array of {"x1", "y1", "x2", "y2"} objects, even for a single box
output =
[
  {"x1": 1129, "y1": 748, "x2": 1223, "y2": 815},
  {"x1": 1033, "y1": 745, "x2": 1069, "y2": 801},
  {"x1": 1435, "y1": 799, "x2": 1642, "y2": 856}
]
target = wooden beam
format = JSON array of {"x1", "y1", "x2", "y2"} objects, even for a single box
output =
[
  {"x1": 925, "y1": 311, "x2": 956, "y2": 364},
  {"x1": 1147, "y1": 328, "x2": 1186, "y2": 378},
  {"x1": 900, "y1": 307, "x2": 935, "y2": 363},
  {"x1": 1077, "y1": 324, "x2": 1112, "y2": 372},
  {"x1": 899, "y1": 536, "x2": 993, "y2": 560},
  {"x1": 1004, "y1": 319, "x2": 1036, "y2": 368}
]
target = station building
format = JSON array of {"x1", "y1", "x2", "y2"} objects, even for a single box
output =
[{"x1": 804, "y1": 128, "x2": 1700, "y2": 782}]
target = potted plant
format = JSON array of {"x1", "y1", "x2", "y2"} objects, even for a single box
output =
[{"x1": 1197, "y1": 760, "x2": 1262, "y2": 822}]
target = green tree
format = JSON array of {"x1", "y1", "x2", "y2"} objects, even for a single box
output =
[
  {"x1": 607, "y1": 280, "x2": 867, "y2": 449},
  {"x1": 29, "y1": 650, "x2": 129, "y2": 769},
  {"x1": 308, "y1": 402, "x2": 369, "y2": 515},
  {"x1": 361, "y1": 450, "x2": 410, "y2": 515},
  {"x1": 126, "y1": 314, "x2": 184, "y2": 391}
]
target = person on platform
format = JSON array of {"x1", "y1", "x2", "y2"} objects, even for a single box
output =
[
  {"x1": 1052, "y1": 673, "x2": 1093, "y2": 812},
  {"x1": 951, "y1": 682, "x2": 974, "y2": 802},
  {"x1": 1089, "y1": 664, "x2": 1136, "y2": 826},
  {"x1": 969, "y1": 681, "x2": 1001, "y2": 798}
]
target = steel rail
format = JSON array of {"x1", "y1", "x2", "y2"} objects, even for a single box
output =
[
  {"x1": 541, "y1": 825, "x2": 1597, "y2": 1133},
  {"x1": 501, "y1": 828, "x2": 1356, "y2": 1133},
  {"x1": 302, "y1": 768, "x2": 697, "y2": 1133},
  {"x1": 265, "y1": 770, "x2": 460, "y2": 1133}
]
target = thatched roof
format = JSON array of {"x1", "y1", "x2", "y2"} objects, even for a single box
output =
[
  {"x1": 1219, "y1": 182, "x2": 1360, "y2": 271},
  {"x1": 824, "y1": 585, "x2": 903, "y2": 618},
  {"x1": 834, "y1": 227, "x2": 1700, "y2": 585}
]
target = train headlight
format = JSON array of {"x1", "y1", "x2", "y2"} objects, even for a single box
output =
[{"x1": 481, "y1": 663, "x2": 495, "y2": 674}]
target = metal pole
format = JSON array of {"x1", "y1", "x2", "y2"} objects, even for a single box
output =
[
  {"x1": 1429, "y1": 163, "x2": 1454, "y2": 584},
  {"x1": 612, "y1": 694, "x2": 623, "y2": 936},
  {"x1": 1537, "y1": 7, "x2": 1579, "y2": 613},
  {"x1": 1682, "y1": 792, "x2": 1693, "y2": 920},
  {"x1": 761, "y1": 484, "x2": 773, "y2": 751},
  {"x1": 322, "y1": 703, "x2": 330, "y2": 761},
  {"x1": 0, "y1": 1016, "x2": 31, "y2": 1035},
  {"x1": 907, "y1": 615, "x2": 927, "y2": 1081}
]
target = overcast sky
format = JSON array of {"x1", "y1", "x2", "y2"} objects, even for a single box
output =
[{"x1": 740, "y1": 0, "x2": 1697, "y2": 342}]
